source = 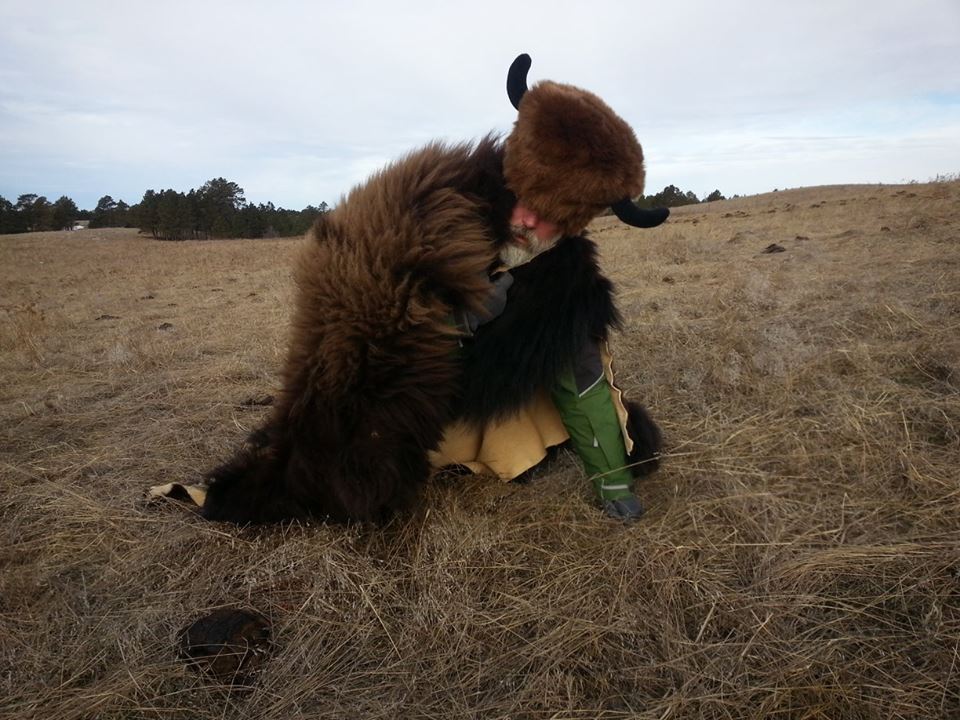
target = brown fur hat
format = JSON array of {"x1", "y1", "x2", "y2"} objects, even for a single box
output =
[{"x1": 504, "y1": 79, "x2": 646, "y2": 236}]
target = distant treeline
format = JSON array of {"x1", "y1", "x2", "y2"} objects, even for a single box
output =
[
  {"x1": 0, "y1": 194, "x2": 88, "y2": 234},
  {"x1": 136, "y1": 179, "x2": 328, "y2": 240},
  {"x1": 593, "y1": 185, "x2": 729, "y2": 218},
  {"x1": 634, "y1": 185, "x2": 729, "y2": 208},
  {"x1": 2, "y1": 179, "x2": 731, "y2": 238},
  {"x1": 0, "y1": 178, "x2": 328, "y2": 240}
]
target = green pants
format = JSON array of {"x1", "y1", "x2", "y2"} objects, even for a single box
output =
[{"x1": 551, "y1": 365, "x2": 634, "y2": 501}]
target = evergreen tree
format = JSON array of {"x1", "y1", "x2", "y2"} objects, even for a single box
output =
[
  {"x1": 298, "y1": 202, "x2": 328, "y2": 233},
  {"x1": 0, "y1": 195, "x2": 27, "y2": 233},
  {"x1": 235, "y1": 203, "x2": 267, "y2": 238},
  {"x1": 197, "y1": 178, "x2": 245, "y2": 238},
  {"x1": 157, "y1": 189, "x2": 190, "y2": 240},
  {"x1": 16, "y1": 194, "x2": 53, "y2": 231},
  {"x1": 52, "y1": 196, "x2": 79, "y2": 230},
  {"x1": 181, "y1": 190, "x2": 200, "y2": 238},
  {"x1": 136, "y1": 190, "x2": 161, "y2": 237},
  {"x1": 90, "y1": 195, "x2": 118, "y2": 228},
  {"x1": 116, "y1": 200, "x2": 131, "y2": 227}
]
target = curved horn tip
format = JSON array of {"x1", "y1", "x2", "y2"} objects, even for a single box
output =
[
  {"x1": 511, "y1": 53, "x2": 531, "y2": 70},
  {"x1": 652, "y1": 207, "x2": 670, "y2": 224},
  {"x1": 506, "y1": 54, "x2": 532, "y2": 110},
  {"x1": 611, "y1": 199, "x2": 670, "y2": 229}
]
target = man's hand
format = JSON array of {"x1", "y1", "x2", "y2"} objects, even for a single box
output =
[{"x1": 457, "y1": 271, "x2": 514, "y2": 335}]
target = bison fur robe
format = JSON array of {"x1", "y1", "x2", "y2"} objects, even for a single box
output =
[{"x1": 201, "y1": 137, "x2": 660, "y2": 524}]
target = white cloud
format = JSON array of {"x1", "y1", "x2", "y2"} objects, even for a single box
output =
[{"x1": 2, "y1": 0, "x2": 959, "y2": 208}]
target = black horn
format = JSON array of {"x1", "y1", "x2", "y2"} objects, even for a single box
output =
[
  {"x1": 507, "y1": 53, "x2": 531, "y2": 109},
  {"x1": 611, "y1": 199, "x2": 670, "y2": 229}
]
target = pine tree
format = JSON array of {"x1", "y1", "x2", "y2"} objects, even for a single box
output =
[{"x1": 52, "y1": 196, "x2": 79, "y2": 230}]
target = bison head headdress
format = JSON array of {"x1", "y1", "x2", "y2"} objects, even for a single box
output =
[{"x1": 503, "y1": 53, "x2": 669, "y2": 236}]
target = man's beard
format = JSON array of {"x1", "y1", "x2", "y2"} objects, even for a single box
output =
[{"x1": 499, "y1": 225, "x2": 561, "y2": 269}]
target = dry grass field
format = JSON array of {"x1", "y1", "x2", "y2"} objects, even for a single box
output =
[{"x1": 2, "y1": 181, "x2": 959, "y2": 719}]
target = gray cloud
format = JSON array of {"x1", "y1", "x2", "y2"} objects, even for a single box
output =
[{"x1": 1, "y1": 0, "x2": 958, "y2": 209}]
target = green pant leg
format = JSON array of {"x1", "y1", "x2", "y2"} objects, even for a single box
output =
[{"x1": 551, "y1": 366, "x2": 634, "y2": 501}]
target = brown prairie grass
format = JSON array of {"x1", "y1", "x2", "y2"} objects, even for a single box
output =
[{"x1": 1, "y1": 181, "x2": 959, "y2": 719}]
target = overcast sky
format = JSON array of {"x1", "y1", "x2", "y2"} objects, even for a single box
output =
[{"x1": 1, "y1": 0, "x2": 958, "y2": 210}]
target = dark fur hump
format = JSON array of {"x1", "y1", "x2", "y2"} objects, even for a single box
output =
[
  {"x1": 202, "y1": 137, "x2": 514, "y2": 524},
  {"x1": 459, "y1": 235, "x2": 621, "y2": 423}
]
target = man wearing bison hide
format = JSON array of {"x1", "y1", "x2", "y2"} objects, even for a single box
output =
[{"x1": 195, "y1": 54, "x2": 668, "y2": 524}]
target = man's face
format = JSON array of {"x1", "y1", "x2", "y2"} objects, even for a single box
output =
[
  {"x1": 501, "y1": 202, "x2": 562, "y2": 268},
  {"x1": 509, "y1": 203, "x2": 562, "y2": 246}
]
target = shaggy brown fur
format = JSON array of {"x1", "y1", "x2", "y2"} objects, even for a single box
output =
[
  {"x1": 202, "y1": 130, "x2": 662, "y2": 525},
  {"x1": 202, "y1": 137, "x2": 515, "y2": 524},
  {"x1": 503, "y1": 80, "x2": 646, "y2": 236}
]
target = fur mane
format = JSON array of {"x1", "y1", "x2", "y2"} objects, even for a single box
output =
[
  {"x1": 459, "y1": 235, "x2": 621, "y2": 423},
  {"x1": 202, "y1": 138, "x2": 514, "y2": 523}
]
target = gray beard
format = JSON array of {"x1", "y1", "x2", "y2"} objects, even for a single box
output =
[{"x1": 499, "y1": 225, "x2": 561, "y2": 269}]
